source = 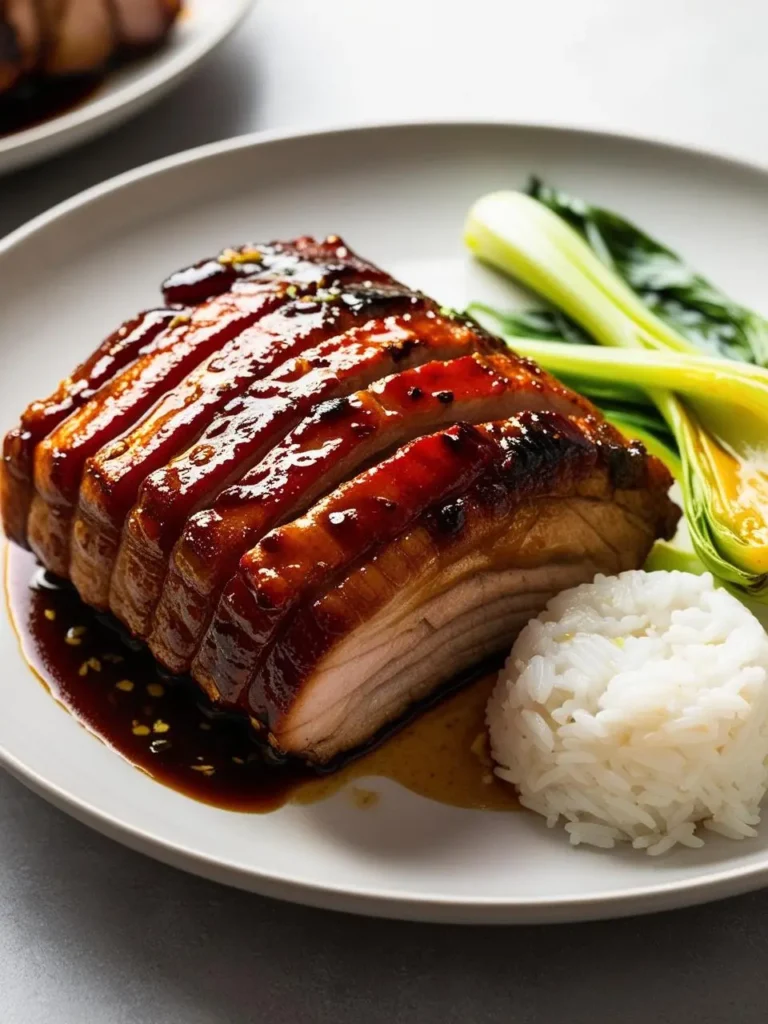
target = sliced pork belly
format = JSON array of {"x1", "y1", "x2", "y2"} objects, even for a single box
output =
[
  {"x1": 1, "y1": 237, "x2": 681, "y2": 764},
  {"x1": 111, "y1": 0, "x2": 181, "y2": 50},
  {"x1": 26, "y1": 240, "x2": 390, "y2": 577},
  {"x1": 193, "y1": 413, "x2": 677, "y2": 762},
  {"x1": 161, "y1": 236, "x2": 392, "y2": 307},
  {"x1": 2, "y1": 306, "x2": 178, "y2": 548},
  {"x1": 28, "y1": 285, "x2": 278, "y2": 576},
  {"x1": 42, "y1": 0, "x2": 115, "y2": 76},
  {"x1": 111, "y1": 307, "x2": 484, "y2": 638},
  {"x1": 71, "y1": 283, "x2": 425, "y2": 608},
  {"x1": 1, "y1": 1, "x2": 42, "y2": 92},
  {"x1": 149, "y1": 348, "x2": 594, "y2": 674}
]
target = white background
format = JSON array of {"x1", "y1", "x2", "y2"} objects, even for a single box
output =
[{"x1": 2, "y1": 2, "x2": 768, "y2": 1021}]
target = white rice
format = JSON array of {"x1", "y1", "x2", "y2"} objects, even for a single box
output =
[{"x1": 486, "y1": 571, "x2": 768, "y2": 854}]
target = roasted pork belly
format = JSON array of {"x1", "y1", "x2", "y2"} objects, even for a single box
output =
[
  {"x1": 149, "y1": 348, "x2": 596, "y2": 673},
  {"x1": 27, "y1": 241, "x2": 391, "y2": 578},
  {"x1": 43, "y1": 0, "x2": 115, "y2": 76},
  {"x1": 2, "y1": 306, "x2": 179, "y2": 549},
  {"x1": 71, "y1": 283, "x2": 428, "y2": 608},
  {"x1": 1, "y1": 236, "x2": 679, "y2": 763},
  {"x1": 1, "y1": 1, "x2": 42, "y2": 92},
  {"x1": 111, "y1": 0, "x2": 181, "y2": 50},
  {"x1": 195, "y1": 412, "x2": 677, "y2": 761},
  {"x1": 111, "y1": 307, "x2": 486, "y2": 639}
]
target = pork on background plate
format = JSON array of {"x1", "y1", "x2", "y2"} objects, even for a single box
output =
[
  {"x1": 1, "y1": 237, "x2": 679, "y2": 763},
  {"x1": 0, "y1": 0, "x2": 181, "y2": 95}
]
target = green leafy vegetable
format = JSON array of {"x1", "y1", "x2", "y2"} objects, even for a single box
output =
[
  {"x1": 468, "y1": 302, "x2": 592, "y2": 346},
  {"x1": 528, "y1": 178, "x2": 768, "y2": 366},
  {"x1": 464, "y1": 188, "x2": 768, "y2": 600}
]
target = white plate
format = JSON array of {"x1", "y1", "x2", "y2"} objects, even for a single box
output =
[
  {"x1": 3, "y1": 121, "x2": 768, "y2": 924},
  {"x1": 0, "y1": 0, "x2": 254, "y2": 176}
]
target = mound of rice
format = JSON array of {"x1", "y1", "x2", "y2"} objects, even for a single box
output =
[{"x1": 487, "y1": 571, "x2": 768, "y2": 855}]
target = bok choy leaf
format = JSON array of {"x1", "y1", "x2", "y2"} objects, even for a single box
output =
[
  {"x1": 528, "y1": 178, "x2": 768, "y2": 366},
  {"x1": 464, "y1": 189, "x2": 768, "y2": 600}
]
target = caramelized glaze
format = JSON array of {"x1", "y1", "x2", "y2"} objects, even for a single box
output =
[
  {"x1": 73, "y1": 287, "x2": 426, "y2": 602},
  {"x1": 199, "y1": 412, "x2": 630, "y2": 717},
  {"x1": 110, "y1": 305, "x2": 476, "y2": 641},
  {"x1": 192, "y1": 421, "x2": 501, "y2": 707},
  {"x1": 161, "y1": 237, "x2": 392, "y2": 307},
  {"x1": 146, "y1": 320, "x2": 498, "y2": 671},
  {"x1": 1, "y1": 308, "x2": 179, "y2": 547}
]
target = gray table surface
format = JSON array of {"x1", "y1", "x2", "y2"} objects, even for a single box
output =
[{"x1": 3, "y1": 2, "x2": 768, "y2": 1020}]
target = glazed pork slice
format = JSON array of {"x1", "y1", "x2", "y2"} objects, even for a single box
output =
[
  {"x1": 111, "y1": 0, "x2": 182, "y2": 50},
  {"x1": 149, "y1": 349, "x2": 596, "y2": 673},
  {"x1": 71, "y1": 283, "x2": 428, "y2": 608},
  {"x1": 160, "y1": 236, "x2": 392, "y2": 307},
  {"x1": 0, "y1": 235, "x2": 289, "y2": 551},
  {"x1": 27, "y1": 282, "x2": 282, "y2": 576},
  {"x1": 111, "y1": 308, "x2": 486, "y2": 637},
  {"x1": 25, "y1": 239, "x2": 390, "y2": 576},
  {"x1": 1, "y1": 306, "x2": 179, "y2": 548},
  {"x1": 194, "y1": 413, "x2": 678, "y2": 762},
  {"x1": 3, "y1": 235, "x2": 385, "y2": 551},
  {"x1": 42, "y1": 0, "x2": 115, "y2": 76}
]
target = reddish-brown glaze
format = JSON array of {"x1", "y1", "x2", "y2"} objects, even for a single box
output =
[
  {"x1": 112, "y1": 305, "x2": 483, "y2": 639},
  {"x1": 161, "y1": 236, "x2": 391, "y2": 307},
  {"x1": 25, "y1": 285, "x2": 284, "y2": 576},
  {"x1": 25, "y1": 238, "x2": 389, "y2": 576},
  {"x1": 1, "y1": 307, "x2": 179, "y2": 547},
  {"x1": 151, "y1": 347, "x2": 596, "y2": 673},
  {"x1": 34, "y1": 289, "x2": 281, "y2": 508},
  {"x1": 194, "y1": 412, "x2": 677, "y2": 733},
  {"x1": 269, "y1": 434, "x2": 677, "y2": 760},
  {"x1": 71, "y1": 282, "x2": 416, "y2": 608},
  {"x1": 5, "y1": 546, "x2": 309, "y2": 811},
  {"x1": 190, "y1": 421, "x2": 513, "y2": 704},
  {"x1": 262, "y1": 418, "x2": 674, "y2": 728}
]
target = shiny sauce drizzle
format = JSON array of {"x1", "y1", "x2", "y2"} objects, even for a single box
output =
[{"x1": 6, "y1": 546, "x2": 518, "y2": 814}]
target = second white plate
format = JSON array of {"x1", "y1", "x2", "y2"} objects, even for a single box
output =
[{"x1": 3, "y1": 121, "x2": 768, "y2": 923}]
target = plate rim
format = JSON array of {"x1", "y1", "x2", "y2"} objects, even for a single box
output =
[
  {"x1": 0, "y1": 0, "x2": 256, "y2": 173},
  {"x1": 4, "y1": 118, "x2": 768, "y2": 923},
  {"x1": 3, "y1": 114, "x2": 768, "y2": 255}
]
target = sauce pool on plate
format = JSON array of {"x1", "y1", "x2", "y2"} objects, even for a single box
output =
[
  {"x1": 0, "y1": 76, "x2": 102, "y2": 137},
  {"x1": 5, "y1": 545, "x2": 518, "y2": 814}
]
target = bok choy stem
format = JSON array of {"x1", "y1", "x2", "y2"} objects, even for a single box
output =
[
  {"x1": 489, "y1": 340, "x2": 768, "y2": 421},
  {"x1": 465, "y1": 190, "x2": 768, "y2": 599}
]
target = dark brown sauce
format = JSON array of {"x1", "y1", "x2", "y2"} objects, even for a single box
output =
[
  {"x1": 0, "y1": 75, "x2": 103, "y2": 138},
  {"x1": 0, "y1": 6, "x2": 185, "y2": 140},
  {"x1": 5, "y1": 545, "x2": 519, "y2": 814}
]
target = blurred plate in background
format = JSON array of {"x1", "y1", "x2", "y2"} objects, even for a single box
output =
[{"x1": 0, "y1": 0, "x2": 254, "y2": 177}]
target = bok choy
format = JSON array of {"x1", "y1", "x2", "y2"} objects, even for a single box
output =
[
  {"x1": 528, "y1": 179, "x2": 768, "y2": 367},
  {"x1": 464, "y1": 188, "x2": 768, "y2": 600}
]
